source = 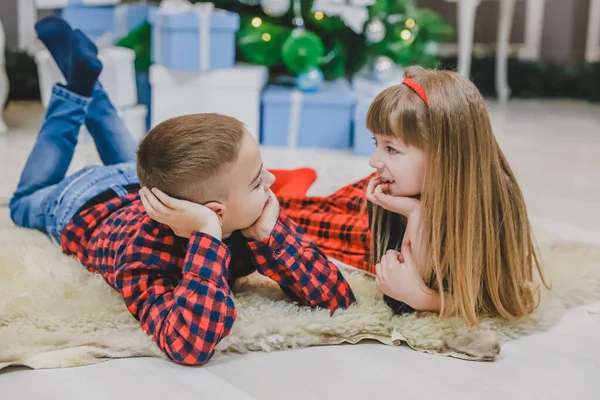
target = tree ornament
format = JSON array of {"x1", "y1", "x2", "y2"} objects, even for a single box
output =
[
  {"x1": 261, "y1": 0, "x2": 290, "y2": 18},
  {"x1": 371, "y1": 56, "x2": 396, "y2": 83},
  {"x1": 281, "y1": 29, "x2": 325, "y2": 74},
  {"x1": 297, "y1": 67, "x2": 324, "y2": 91},
  {"x1": 365, "y1": 19, "x2": 386, "y2": 44}
]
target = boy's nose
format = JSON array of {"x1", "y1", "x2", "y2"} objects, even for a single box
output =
[{"x1": 265, "y1": 170, "x2": 276, "y2": 187}]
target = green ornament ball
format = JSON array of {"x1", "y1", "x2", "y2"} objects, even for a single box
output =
[{"x1": 281, "y1": 28, "x2": 325, "y2": 74}]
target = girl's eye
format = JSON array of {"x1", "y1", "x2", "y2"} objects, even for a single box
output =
[
  {"x1": 254, "y1": 180, "x2": 263, "y2": 190},
  {"x1": 387, "y1": 146, "x2": 398, "y2": 154}
]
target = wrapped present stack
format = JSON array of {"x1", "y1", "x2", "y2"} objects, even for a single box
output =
[
  {"x1": 147, "y1": 0, "x2": 267, "y2": 139},
  {"x1": 255, "y1": 1, "x2": 357, "y2": 149},
  {"x1": 48, "y1": 0, "x2": 156, "y2": 43},
  {"x1": 32, "y1": 0, "x2": 450, "y2": 152}
]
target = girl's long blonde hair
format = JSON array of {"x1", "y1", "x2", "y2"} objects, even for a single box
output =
[{"x1": 367, "y1": 66, "x2": 547, "y2": 325}]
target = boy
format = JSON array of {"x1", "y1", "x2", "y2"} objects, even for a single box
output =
[{"x1": 10, "y1": 18, "x2": 355, "y2": 365}]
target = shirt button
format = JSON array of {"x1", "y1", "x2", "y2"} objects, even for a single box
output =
[{"x1": 274, "y1": 246, "x2": 283, "y2": 255}]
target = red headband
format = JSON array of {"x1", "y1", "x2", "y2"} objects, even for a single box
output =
[{"x1": 402, "y1": 78, "x2": 428, "y2": 105}]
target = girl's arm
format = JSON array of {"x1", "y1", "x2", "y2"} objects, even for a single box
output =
[
  {"x1": 416, "y1": 286, "x2": 453, "y2": 314},
  {"x1": 403, "y1": 212, "x2": 455, "y2": 315},
  {"x1": 402, "y1": 206, "x2": 428, "y2": 275},
  {"x1": 376, "y1": 239, "x2": 453, "y2": 315}
]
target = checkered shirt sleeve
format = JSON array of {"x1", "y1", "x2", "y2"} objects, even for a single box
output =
[
  {"x1": 278, "y1": 175, "x2": 374, "y2": 272},
  {"x1": 245, "y1": 210, "x2": 357, "y2": 312}
]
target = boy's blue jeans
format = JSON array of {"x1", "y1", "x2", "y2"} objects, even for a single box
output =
[{"x1": 9, "y1": 83, "x2": 141, "y2": 244}]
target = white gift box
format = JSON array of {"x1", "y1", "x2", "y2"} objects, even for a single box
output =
[
  {"x1": 34, "y1": 46, "x2": 138, "y2": 109},
  {"x1": 81, "y1": 104, "x2": 148, "y2": 143},
  {"x1": 35, "y1": 0, "x2": 121, "y2": 10},
  {"x1": 149, "y1": 64, "x2": 268, "y2": 139}
]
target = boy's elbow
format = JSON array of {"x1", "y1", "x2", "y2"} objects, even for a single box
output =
[
  {"x1": 163, "y1": 343, "x2": 217, "y2": 366},
  {"x1": 169, "y1": 351, "x2": 214, "y2": 366},
  {"x1": 155, "y1": 304, "x2": 236, "y2": 366},
  {"x1": 158, "y1": 321, "x2": 234, "y2": 366}
]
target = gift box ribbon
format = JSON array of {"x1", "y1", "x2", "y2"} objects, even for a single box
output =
[{"x1": 155, "y1": 0, "x2": 214, "y2": 72}]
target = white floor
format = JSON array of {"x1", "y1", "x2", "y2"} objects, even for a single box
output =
[{"x1": 1, "y1": 100, "x2": 599, "y2": 399}]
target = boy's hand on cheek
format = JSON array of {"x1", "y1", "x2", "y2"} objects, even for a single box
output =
[
  {"x1": 140, "y1": 187, "x2": 223, "y2": 241},
  {"x1": 241, "y1": 190, "x2": 280, "y2": 241},
  {"x1": 366, "y1": 176, "x2": 420, "y2": 217}
]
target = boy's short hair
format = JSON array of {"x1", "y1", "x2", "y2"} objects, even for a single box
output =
[{"x1": 137, "y1": 113, "x2": 246, "y2": 202}]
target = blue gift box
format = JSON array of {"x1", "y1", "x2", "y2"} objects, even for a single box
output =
[
  {"x1": 61, "y1": 5, "x2": 116, "y2": 41},
  {"x1": 261, "y1": 80, "x2": 356, "y2": 148},
  {"x1": 149, "y1": 6, "x2": 239, "y2": 71},
  {"x1": 351, "y1": 71, "x2": 404, "y2": 156},
  {"x1": 353, "y1": 99, "x2": 376, "y2": 157},
  {"x1": 115, "y1": 4, "x2": 158, "y2": 38}
]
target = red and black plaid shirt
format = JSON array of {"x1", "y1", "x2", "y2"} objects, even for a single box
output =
[
  {"x1": 62, "y1": 192, "x2": 356, "y2": 365},
  {"x1": 278, "y1": 175, "x2": 374, "y2": 273}
]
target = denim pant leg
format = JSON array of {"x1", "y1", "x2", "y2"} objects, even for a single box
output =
[
  {"x1": 9, "y1": 85, "x2": 91, "y2": 231},
  {"x1": 84, "y1": 82, "x2": 138, "y2": 166},
  {"x1": 41, "y1": 161, "x2": 139, "y2": 244}
]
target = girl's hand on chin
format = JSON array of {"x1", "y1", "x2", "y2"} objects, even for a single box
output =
[{"x1": 366, "y1": 176, "x2": 421, "y2": 217}]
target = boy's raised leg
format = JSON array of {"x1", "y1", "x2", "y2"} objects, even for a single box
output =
[{"x1": 9, "y1": 18, "x2": 102, "y2": 229}]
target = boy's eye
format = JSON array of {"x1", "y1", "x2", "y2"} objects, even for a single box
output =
[
  {"x1": 372, "y1": 136, "x2": 377, "y2": 145},
  {"x1": 387, "y1": 146, "x2": 398, "y2": 154}
]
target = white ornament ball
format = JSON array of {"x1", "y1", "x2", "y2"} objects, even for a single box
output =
[
  {"x1": 365, "y1": 19, "x2": 386, "y2": 43},
  {"x1": 261, "y1": 0, "x2": 290, "y2": 17},
  {"x1": 425, "y1": 41, "x2": 439, "y2": 56},
  {"x1": 371, "y1": 56, "x2": 396, "y2": 83}
]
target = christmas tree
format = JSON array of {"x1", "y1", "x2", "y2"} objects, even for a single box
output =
[
  {"x1": 117, "y1": 0, "x2": 452, "y2": 89},
  {"x1": 230, "y1": 0, "x2": 451, "y2": 82}
]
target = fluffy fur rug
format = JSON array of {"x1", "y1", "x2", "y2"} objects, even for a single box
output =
[{"x1": 1, "y1": 227, "x2": 599, "y2": 370}]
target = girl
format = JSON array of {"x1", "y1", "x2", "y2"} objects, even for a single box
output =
[{"x1": 277, "y1": 66, "x2": 547, "y2": 325}]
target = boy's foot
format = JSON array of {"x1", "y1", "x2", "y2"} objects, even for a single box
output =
[
  {"x1": 73, "y1": 29, "x2": 99, "y2": 56},
  {"x1": 35, "y1": 16, "x2": 74, "y2": 79},
  {"x1": 67, "y1": 30, "x2": 103, "y2": 97}
]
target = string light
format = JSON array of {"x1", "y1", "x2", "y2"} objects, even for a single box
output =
[
  {"x1": 405, "y1": 18, "x2": 415, "y2": 28},
  {"x1": 400, "y1": 29, "x2": 412, "y2": 41},
  {"x1": 262, "y1": 33, "x2": 271, "y2": 42},
  {"x1": 314, "y1": 11, "x2": 324, "y2": 20},
  {"x1": 251, "y1": 17, "x2": 262, "y2": 28}
]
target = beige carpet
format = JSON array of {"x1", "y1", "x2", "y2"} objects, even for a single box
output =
[{"x1": 0, "y1": 226, "x2": 599, "y2": 370}]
